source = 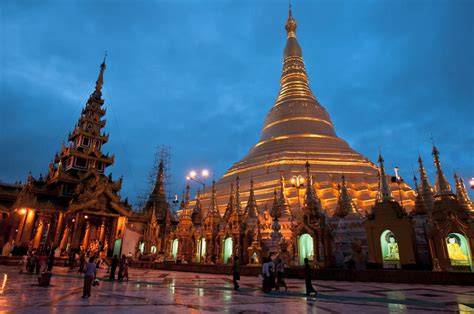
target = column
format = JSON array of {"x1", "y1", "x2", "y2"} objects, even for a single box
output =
[
  {"x1": 59, "y1": 225, "x2": 70, "y2": 251},
  {"x1": 99, "y1": 219, "x2": 106, "y2": 244},
  {"x1": 52, "y1": 212, "x2": 64, "y2": 247},
  {"x1": 32, "y1": 219, "x2": 44, "y2": 249},
  {"x1": 70, "y1": 213, "x2": 84, "y2": 250},
  {"x1": 82, "y1": 222, "x2": 91, "y2": 250},
  {"x1": 107, "y1": 217, "x2": 118, "y2": 256},
  {"x1": 19, "y1": 210, "x2": 36, "y2": 245}
]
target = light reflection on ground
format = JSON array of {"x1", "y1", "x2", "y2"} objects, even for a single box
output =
[{"x1": 0, "y1": 265, "x2": 473, "y2": 313}]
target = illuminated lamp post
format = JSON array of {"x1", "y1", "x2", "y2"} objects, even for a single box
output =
[
  {"x1": 186, "y1": 169, "x2": 209, "y2": 193},
  {"x1": 290, "y1": 175, "x2": 305, "y2": 210},
  {"x1": 470, "y1": 178, "x2": 474, "y2": 190}
]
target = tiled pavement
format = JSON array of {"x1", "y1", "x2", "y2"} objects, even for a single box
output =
[{"x1": 0, "y1": 265, "x2": 473, "y2": 313}]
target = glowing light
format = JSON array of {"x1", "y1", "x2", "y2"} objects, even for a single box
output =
[
  {"x1": 186, "y1": 176, "x2": 191, "y2": 181},
  {"x1": 202, "y1": 169, "x2": 209, "y2": 177},
  {"x1": 84, "y1": 215, "x2": 88, "y2": 219},
  {"x1": 19, "y1": 209, "x2": 27, "y2": 215},
  {"x1": 1, "y1": 274, "x2": 7, "y2": 295},
  {"x1": 290, "y1": 178, "x2": 296, "y2": 184},
  {"x1": 470, "y1": 178, "x2": 474, "y2": 189},
  {"x1": 72, "y1": 218, "x2": 76, "y2": 222},
  {"x1": 190, "y1": 171, "x2": 197, "y2": 179}
]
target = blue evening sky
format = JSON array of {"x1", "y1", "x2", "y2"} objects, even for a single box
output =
[{"x1": 1, "y1": 0, "x2": 473, "y2": 206}]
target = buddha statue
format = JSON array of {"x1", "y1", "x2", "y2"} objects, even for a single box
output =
[{"x1": 447, "y1": 236, "x2": 468, "y2": 261}]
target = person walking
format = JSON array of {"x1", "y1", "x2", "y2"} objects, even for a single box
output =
[
  {"x1": 109, "y1": 255, "x2": 118, "y2": 281},
  {"x1": 82, "y1": 256, "x2": 97, "y2": 298},
  {"x1": 276, "y1": 258, "x2": 288, "y2": 291},
  {"x1": 78, "y1": 253, "x2": 86, "y2": 274},
  {"x1": 122, "y1": 262, "x2": 129, "y2": 281},
  {"x1": 47, "y1": 249, "x2": 55, "y2": 272},
  {"x1": 304, "y1": 258, "x2": 317, "y2": 296},
  {"x1": 261, "y1": 257, "x2": 270, "y2": 293},
  {"x1": 268, "y1": 257, "x2": 275, "y2": 291},
  {"x1": 232, "y1": 256, "x2": 240, "y2": 290},
  {"x1": 118, "y1": 255, "x2": 126, "y2": 281}
]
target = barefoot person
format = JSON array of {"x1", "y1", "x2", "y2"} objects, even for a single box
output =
[
  {"x1": 82, "y1": 256, "x2": 97, "y2": 298},
  {"x1": 304, "y1": 258, "x2": 317, "y2": 296},
  {"x1": 276, "y1": 258, "x2": 288, "y2": 291},
  {"x1": 232, "y1": 256, "x2": 240, "y2": 290}
]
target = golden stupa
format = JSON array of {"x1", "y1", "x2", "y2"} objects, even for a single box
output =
[{"x1": 199, "y1": 8, "x2": 415, "y2": 216}]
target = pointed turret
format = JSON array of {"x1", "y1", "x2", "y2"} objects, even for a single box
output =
[
  {"x1": 376, "y1": 153, "x2": 394, "y2": 203},
  {"x1": 223, "y1": 182, "x2": 234, "y2": 222},
  {"x1": 303, "y1": 161, "x2": 324, "y2": 218},
  {"x1": 92, "y1": 55, "x2": 106, "y2": 99},
  {"x1": 418, "y1": 155, "x2": 434, "y2": 211},
  {"x1": 145, "y1": 159, "x2": 170, "y2": 220},
  {"x1": 244, "y1": 178, "x2": 259, "y2": 219},
  {"x1": 278, "y1": 174, "x2": 292, "y2": 217},
  {"x1": 455, "y1": 173, "x2": 473, "y2": 212},
  {"x1": 46, "y1": 58, "x2": 115, "y2": 193},
  {"x1": 270, "y1": 189, "x2": 280, "y2": 219},
  {"x1": 191, "y1": 190, "x2": 203, "y2": 226},
  {"x1": 432, "y1": 145, "x2": 454, "y2": 197},
  {"x1": 185, "y1": 181, "x2": 191, "y2": 207},
  {"x1": 333, "y1": 175, "x2": 359, "y2": 218},
  {"x1": 207, "y1": 180, "x2": 221, "y2": 217},
  {"x1": 235, "y1": 175, "x2": 242, "y2": 214},
  {"x1": 413, "y1": 174, "x2": 427, "y2": 215}
]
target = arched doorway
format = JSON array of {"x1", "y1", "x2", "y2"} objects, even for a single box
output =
[
  {"x1": 196, "y1": 238, "x2": 206, "y2": 263},
  {"x1": 139, "y1": 242, "x2": 144, "y2": 254},
  {"x1": 113, "y1": 239, "x2": 122, "y2": 257},
  {"x1": 298, "y1": 233, "x2": 314, "y2": 265},
  {"x1": 380, "y1": 230, "x2": 400, "y2": 268},
  {"x1": 224, "y1": 237, "x2": 233, "y2": 264},
  {"x1": 151, "y1": 245, "x2": 157, "y2": 254},
  {"x1": 171, "y1": 239, "x2": 178, "y2": 260},
  {"x1": 446, "y1": 233, "x2": 473, "y2": 271}
]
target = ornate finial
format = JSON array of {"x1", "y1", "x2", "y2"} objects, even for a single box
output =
[
  {"x1": 377, "y1": 151, "x2": 394, "y2": 203},
  {"x1": 285, "y1": 2, "x2": 297, "y2": 38},
  {"x1": 334, "y1": 174, "x2": 359, "y2": 218},
  {"x1": 94, "y1": 54, "x2": 107, "y2": 98},
  {"x1": 431, "y1": 145, "x2": 453, "y2": 196}
]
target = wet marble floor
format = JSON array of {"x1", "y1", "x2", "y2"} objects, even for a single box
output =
[{"x1": 0, "y1": 265, "x2": 473, "y2": 313}]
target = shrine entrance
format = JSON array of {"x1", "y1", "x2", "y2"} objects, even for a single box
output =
[
  {"x1": 446, "y1": 233, "x2": 473, "y2": 272},
  {"x1": 223, "y1": 237, "x2": 233, "y2": 264},
  {"x1": 298, "y1": 233, "x2": 314, "y2": 265},
  {"x1": 380, "y1": 230, "x2": 400, "y2": 269}
]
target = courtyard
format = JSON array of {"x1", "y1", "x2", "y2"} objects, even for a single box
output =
[{"x1": 0, "y1": 265, "x2": 473, "y2": 313}]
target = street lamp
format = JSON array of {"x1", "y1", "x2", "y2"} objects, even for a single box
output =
[
  {"x1": 290, "y1": 175, "x2": 305, "y2": 210},
  {"x1": 470, "y1": 177, "x2": 474, "y2": 190},
  {"x1": 186, "y1": 169, "x2": 210, "y2": 193}
]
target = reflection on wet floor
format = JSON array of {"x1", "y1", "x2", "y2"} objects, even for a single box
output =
[{"x1": 0, "y1": 265, "x2": 473, "y2": 313}]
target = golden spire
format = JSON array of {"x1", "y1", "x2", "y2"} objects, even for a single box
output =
[
  {"x1": 432, "y1": 145, "x2": 453, "y2": 196},
  {"x1": 377, "y1": 152, "x2": 394, "y2": 202},
  {"x1": 285, "y1": 3, "x2": 297, "y2": 38},
  {"x1": 93, "y1": 52, "x2": 107, "y2": 99}
]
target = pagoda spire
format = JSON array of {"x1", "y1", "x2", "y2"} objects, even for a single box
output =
[
  {"x1": 377, "y1": 152, "x2": 394, "y2": 202},
  {"x1": 413, "y1": 174, "x2": 427, "y2": 215},
  {"x1": 432, "y1": 145, "x2": 453, "y2": 196},
  {"x1": 278, "y1": 174, "x2": 292, "y2": 217},
  {"x1": 245, "y1": 178, "x2": 259, "y2": 219},
  {"x1": 455, "y1": 173, "x2": 473, "y2": 211},
  {"x1": 93, "y1": 53, "x2": 106, "y2": 99},
  {"x1": 303, "y1": 161, "x2": 324, "y2": 217},
  {"x1": 145, "y1": 159, "x2": 169, "y2": 218},
  {"x1": 333, "y1": 175, "x2": 359, "y2": 218},
  {"x1": 191, "y1": 189, "x2": 203, "y2": 225},
  {"x1": 208, "y1": 180, "x2": 220, "y2": 216},
  {"x1": 235, "y1": 175, "x2": 242, "y2": 214},
  {"x1": 223, "y1": 182, "x2": 235, "y2": 221},
  {"x1": 418, "y1": 155, "x2": 434, "y2": 211}
]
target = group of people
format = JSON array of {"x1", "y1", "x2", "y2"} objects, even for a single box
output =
[
  {"x1": 108, "y1": 254, "x2": 129, "y2": 281},
  {"x1": 261, "y1": 257, "x2": 288, "y2": 292},
  {"x1": 18, "y1": 249, "x2": 56, "y2": 274},
  {"x1": 232, "y1": 255, "x2": 317, "y2": 296}
]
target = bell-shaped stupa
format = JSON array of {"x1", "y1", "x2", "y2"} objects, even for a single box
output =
[{"x1": 200, "y1": 7, "x2": 415, "y2": 216}]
